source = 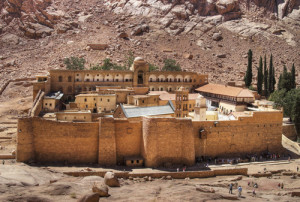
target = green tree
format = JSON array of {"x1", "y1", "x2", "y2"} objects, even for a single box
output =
[
  {"x1": 90, "y1": 63, "x2": 101, "y2": 70},
  {"x1": 257, "y1": 56, "x2": 263, "y2": 95},
  {"x1": 263, "y1": 55, "x2": 268, "y2": 95},
  {"x1": 64, "y1": 57, "x2": 85, "y2": 70},
  {"x1": 291, "y1": 63, "x2": 296, "y2": 89},
  {"x1": 101, "y1": 58, "x2": 115, "y2": 70},
  {"x1": 268, "y1": 54, "x2": 275, "y2": 94},
  {"x1": 244, "y1": 49, "x2": 253, "y2": 88},
  {"x1": 162, "y1": 59, "x2": 181, "y2": 71},
  {"x1": 149, "y1": 63, "x2": 159, "y2": 71},
  {"x1": 278, "y1": 65, "x2": 293, "y2": 91},
  {"x1": 124, "y1": 51, "x2": 135, "y2": 70},
  {"x1": 292, "y1": 94, "x2": 300, "y2": 136}
]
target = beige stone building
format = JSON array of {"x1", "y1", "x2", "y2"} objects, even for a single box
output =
[
  {"x1": 74, "y1": 93, "x2": 116, "y2": 113},
  {"x1": 32, "y1": 57, "x2": 208, "y2": 101},
  {"x1": 56, "y1": 110, "x2": 92, "y2": 122}
]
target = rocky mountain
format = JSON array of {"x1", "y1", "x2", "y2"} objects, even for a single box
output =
[{"x1": 0, "y1": 0, "x2": 299, "y2": 90}]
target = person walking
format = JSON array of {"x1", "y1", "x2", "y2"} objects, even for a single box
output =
[
  {"x1": 238, "y1": 186, "x2": 242, "y2": 197},
  {"x1": 229, "y1": 183, "x2": 233, "y2": 194}
]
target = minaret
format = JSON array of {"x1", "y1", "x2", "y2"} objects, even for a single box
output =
[
  {"x1": 175, "y1": 87, "x2": 189, "y2": 118},
  {"x1": 194, "y1": 94, "x2": 207, "y2": 121}
]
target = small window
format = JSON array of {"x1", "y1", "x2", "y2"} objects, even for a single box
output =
[
  {"x1": 58, "y1": 76, "x2": 63, "y2": 82},
  {"x1": 77, "y1": 74, "x2": 79, "y2": 76},
  {"x1": 84, "y1": 98, "x2": 87, "y2": 102},
  {"x1": 100, "y1": 98, "x2": 102, "y2": 101},
  {"x1": 137, "y1": 160, "x2": 139, "y2": 163},
  {"x1": 74, "y1": 116, "x2": 76, "y2": 119},
  {"x1": 86, "y1": 105, "x2": 88, "y2": 108},
  {"x1": 94, "y1": 98, "x2": 96, "y2": 101},
  {"x1": 97, "y1": 74, "x2": 99, "y2": 76},
  {"x1": 142, "y1": 100, "x2": 144, "y2": 103},
  {"x1": 107, "y1": 99, "x2": 110, "y2": 102},
  {"x1": 87, "y1": 74, "x2": 89, "y2": 76},
  {"x1": 68, "y1": 76, "x2": 72, "y2": 82},
  {"x1": 45, "y1": 103, "x2": 48, "y2": 106},
  {"x1": 131, "y1": 160, "x2": 134, "y2": 164},
  {"x1": 49, "y1": 103, "x2": 52, "y2": 107},
  {"x1": 76, "y1": 79, "x2": 79, "y2": 82},
  {"x1": 95, "y1": 103, "x2": 96, "y2": 107},
  {"x1": 84, "y1": 116, "x2": 86, "y2": 119}
]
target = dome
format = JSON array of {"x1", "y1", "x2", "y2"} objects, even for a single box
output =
[{"x1": 134, "y1": 57, "x2": 144, "y2": 62}]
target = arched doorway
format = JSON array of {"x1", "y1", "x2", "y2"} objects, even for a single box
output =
[{"x1": 138, "y1": 71, "x2": 144, "y2": 85}]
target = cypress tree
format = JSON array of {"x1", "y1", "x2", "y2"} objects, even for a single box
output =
[
  {"x1": 263, "y1": 55, "x2": 268, "y2": 96},
  {"x1": 277, "y1": 74, "x2": 282, "y2": 90},
  {"x1": 244, "y1": 49, "x2": 253, "y2": 88},
  {"x1": 291, "y1": 63, "x2": 296, "y2": 89},
  {"x1": 272, "y1": 65, "x2": 276, "y2": 92},
  {"x1": 257, "y1": 56, "x2": 263, "y2": 95},
  {"x1": 268, "y1": 54, "x2": 275, "y2": 94}
]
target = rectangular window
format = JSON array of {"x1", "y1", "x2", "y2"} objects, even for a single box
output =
[{"x1": 107, "y1": 99, "x2": 110, "y2": 102}]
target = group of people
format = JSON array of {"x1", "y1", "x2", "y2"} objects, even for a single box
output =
[{"x1": 229, "y1": 184, "x2": 244, "y2": 197}]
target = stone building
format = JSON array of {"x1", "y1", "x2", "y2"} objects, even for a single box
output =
[
  {"x1": 16, "y1": 57, "x2": 286, "y2": 168},
  {"x1": 196, "y1": 83, "x2": 255, "y2": 114},
  {"x1": 175, "y1": 87, "x2": 189, "y2": 117},
  {"x1": 74, "y1": 93, "x2": 116, "y2": 113},
  {"x1": 32, "y1": 57, "x2": 208, "y2": 101}
]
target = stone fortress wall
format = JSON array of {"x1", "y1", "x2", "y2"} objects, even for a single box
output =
[{"x1": 17, "y1": 111, "x2": 284, "y2": 167}]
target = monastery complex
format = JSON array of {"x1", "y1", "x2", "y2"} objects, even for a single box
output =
[{"x1": 17, "y1": 57, "x2": 286, "y2": 167}]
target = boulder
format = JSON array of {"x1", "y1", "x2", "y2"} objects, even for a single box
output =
[
  {"x1": 171, "y1": 5, "x2": 188, "y2": 20},
  {"x1": 183, "y1": 53, "x2": 193, "y2": 59},
  {"x1": 104, "y1": 172, "x2": 120, "y2": 187},
  {"x1": 196, "y1": 185, "x2": 215, "y2": 193},
  {"x1": 117, "y1": 32, "x2": 128, "y2": 38},
  {"x1": 216, "y1": 0, "x2": 238, "y2": 15},
  {"x1": 92, "y1": 184, "x2": 110, "y2": 197},
  {"x1": 131, "y1": 24, "x2": 149, "y2": 36},
  {"x1": 212, "y1": 32, "x2": 223, "y2": 41},
  {"x1": 77, "y1": 192, "x2": 100, "y2": 202}
]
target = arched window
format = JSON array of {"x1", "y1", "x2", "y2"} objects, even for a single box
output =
[
  {"x1": 68, "y1": 76, "x2": 72, "y2": 82},
  {"x1": 58, "y1": 76, "x2": 63, "y2": 82},
  {"x1": 138, "y1": 71, "x2": 144, "y2": 85}
]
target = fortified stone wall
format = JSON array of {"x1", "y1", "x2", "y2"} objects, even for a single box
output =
[
  {"x1": 142, "y1": 117, "x2": 195, "y2": 167},
  {"x1": 193, "y1": 111, "x2": 283, "y2": 158},
  {"x1": 17, "y1": 111, "x2": 284, "y2": 166},
  {"x1": 17, "y1": 117, "x2": 99, "y2": 163}
]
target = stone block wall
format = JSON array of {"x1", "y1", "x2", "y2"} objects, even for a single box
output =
[
  {"x1": 17, "y1": 111, "x2": 283, "y2": 166},
  {"x1": 142, "y1": 117, "x2": 195, "y2": 167},
  {"x1": 193, "y1": 111, "x2": 283, "y2": 158},
  {"x1": 17, "y1": 117, "x2": 99, "y2": 163},
  {"x1": 282, "y1": 124, "x2": 297, "y2": 141}
]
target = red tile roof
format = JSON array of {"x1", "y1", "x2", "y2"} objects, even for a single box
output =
[{"x1": 196, "y1": 84, "x2": 254, "y2": 98}]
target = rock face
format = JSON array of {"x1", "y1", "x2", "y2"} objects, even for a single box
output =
[
  {"x1": 0, "y1": 0, "x2": 64, "y2": 38},
  {"x1": 104, "y1": 172, "x2": 120, "y2": 187}
]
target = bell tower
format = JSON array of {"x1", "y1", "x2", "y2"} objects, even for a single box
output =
[
  {"x1": 131, "y1": 57, "x2": 149, "y2": 87},
  {"x1": 175, "y1": 87, "x2": 189, "y2": 118},
  {"x1": 194, "y1": 94, "x2": 207, "y2": 121}
]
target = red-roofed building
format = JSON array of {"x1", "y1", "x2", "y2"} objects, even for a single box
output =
[{"x1": 196, "y1": 83, "x2": 255, "y2": 114}]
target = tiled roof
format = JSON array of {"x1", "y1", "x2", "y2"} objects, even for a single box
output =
[
  {"x1": 121, "y1": 101, "x2": 175, "y2": 118},
  {"x1": 196, "y1": 84, "x2": 254, "y2": 98}
]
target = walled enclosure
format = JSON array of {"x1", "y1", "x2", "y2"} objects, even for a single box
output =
[{"x1": 17, "y1": 111, "x2": 284, "y2": 166}]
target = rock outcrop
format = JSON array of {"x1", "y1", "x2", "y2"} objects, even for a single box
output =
[{"x1": 0, "y1": 0, "x2": 65, "y2": 38}]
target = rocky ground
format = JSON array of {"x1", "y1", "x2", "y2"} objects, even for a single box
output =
[
  {"x1": 0, "y1": 0, "x2": 299, "y2": 90},
  {"x1": 0, "y1": 160, "x2": 300, "y2": 201}
]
